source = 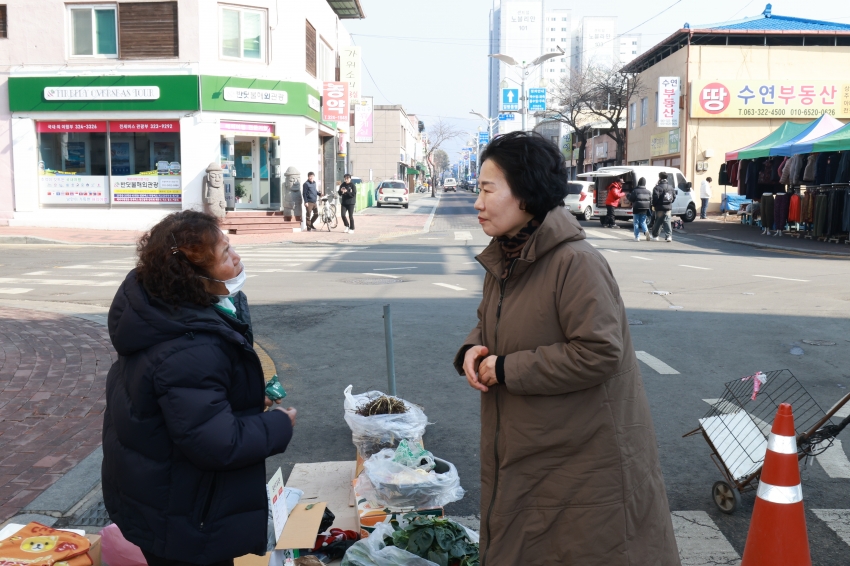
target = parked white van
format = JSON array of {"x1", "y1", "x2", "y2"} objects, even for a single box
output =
[{"x1": 577, "y1": 166, "x2": 697, "y2": 226}]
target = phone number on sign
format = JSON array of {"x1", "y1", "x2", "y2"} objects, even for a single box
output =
[
  {"x1": 737, "y1": 108, "x2": 788, "y2": 117},
  {"x1": 790, "y1": 108, "x2": 837, "y2": 116}
]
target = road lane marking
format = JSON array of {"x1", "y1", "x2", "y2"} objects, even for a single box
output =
[
  {"x1": 671, "y1": 511, "x2": 740, "y2": 566},
  {"x1": 812, "y1": 510, "x2": 850, "y2": 546},
  {"x1": 631, "y1": 256, "x2": 652, "y2": 261},
  {"x1": 364, "y1": 273, "x2": 400, "y2": 279},
  {"x1": 0, "y1": 288, "x2": 32, "y2": 294},
  {"x1": 0, "y1": 278, "x2": 120, "y2": 287},
  {"x1": 753, "y1": 275, "x2": 809, "y2": 282},
  {"x1": 836, "y1": 405, "x2": 850, "y2": 419},
  {"x1": 373, "y1": 267, "x2": 417, "y2": 271},
  {"x1": 635, "y1": 351, "x2": 680, "y2": 375},
  {"x1": 433, "y1": 283, "x2": 466, "y2": 291},
  {"x1": 584, "y1": 229, "x2": 619, "y2": 240},
  {"x1": 702, "y1": 398, "x2": 742, "y2": 414},
  {"x1": 454, "y1": 231, "x2": 473, "y2": 240},
  {"x1": 679, "y1": 265, "x2": 711, "y2": 270},
  {"x1": 603, "y1": 249, "x2": 620, "y2": 254},
  {"x1": 24, "y1": 271, "x2": 50, "y2": 275},
  {"x1": 817, "y1": 440, "x2": 850, "y2": 479}
]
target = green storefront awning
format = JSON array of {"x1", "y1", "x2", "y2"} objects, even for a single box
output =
[
  {"x1": 726, "y1": 121, "x2": 811, "y2": 161},
  {"x1": 406, "y1": 167, "x2": 419, "y2": 175}
]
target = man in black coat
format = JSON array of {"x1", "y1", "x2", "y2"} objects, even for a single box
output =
[
  {"x1": 627, "y1": 177, "x2": 652, "y2": 241},
  {"x1": 302, "y1": 172, "x2": 320, "y2": 230},
  {"x1": 650, "y1": 172, "x2": 676, "y2": 242},
  {"x1": 338, "y1": 173, "x2": 357, "y2": 233},
  {"x1": 102, "y1": 271, "x2": 293, "y2": 565}
]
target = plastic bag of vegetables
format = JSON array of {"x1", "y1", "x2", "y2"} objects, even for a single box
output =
[
  {"x1": 355, "y1": 448, "x2": 464, "y2": 509},
  {"x1": 343, "y1": 385, "x2": 429, "y2": 457}
]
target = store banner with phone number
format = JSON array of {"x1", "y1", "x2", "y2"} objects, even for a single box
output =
[{"x1": 691, "y1": 80, "x2": 850, "y2": 119}]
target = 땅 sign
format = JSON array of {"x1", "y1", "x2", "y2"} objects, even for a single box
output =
[
  {"x1": 691, "y1": 80, "x2": 850, "y2": 119},
  {"x1": 44, "y1": 87, "x2": 160, "y2": 101}
]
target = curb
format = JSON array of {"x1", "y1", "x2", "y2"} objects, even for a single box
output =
[
  {"x1": 0, "y1": 235, "x2": 135, "y2": 246},
  {"x1": 695, "y1": 234, "x2": 850, "y2": 258}
]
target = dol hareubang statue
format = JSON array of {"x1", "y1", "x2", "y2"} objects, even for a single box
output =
[
  {"x1": 203, "y1": 162, "x2": 226, "y2": 219},
  {"x1": 282, "y1": 166, "x2": 303, "y2": 221}
]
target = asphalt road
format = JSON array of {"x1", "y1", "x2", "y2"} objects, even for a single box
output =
[{"x1": 3, "y1": 191, "x2": 850, "y2": 563}]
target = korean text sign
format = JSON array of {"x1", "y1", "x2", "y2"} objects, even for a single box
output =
[
  {"x1": 691, "y1": 80, "x2": 850, "y2": 118},
  {"x1": 658, "y1": 77, "x2": 680, "y2": 128},
  {"x1": 322, "y1": 82, "x2": 349, "y2": 122},
  {"x1": 339, "y1": 47, "x2": 362, "y2": 102}
]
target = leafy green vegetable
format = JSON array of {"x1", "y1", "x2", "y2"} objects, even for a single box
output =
[{"x1": 383, "y1": 514, "x2": 479, "y2": 566}]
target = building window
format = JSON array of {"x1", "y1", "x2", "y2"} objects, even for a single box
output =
[
  {"x1": 550, "y1": 38, "x2": 555, "y2": 42},
  {"x1": 561, "y1": 27, "x2": 567, "y2": 31},
  {"x1": 0, "y1": 5, "x2": 7, "y2": 38},
  {"x1": 632, "y1": 50, "x2": 637, "y2": 54},
  {"x1": 119, "y1": 2, "x2": 178, "y2": 59},
  {"x1": 305, "y1": 20, "x2": 316, "y2": 76},
  {"x1": 317, "y1": 38, "x2": 334, "y2": 82},
  {"x1": 69, "y1": 5, "x2": 117, "y2": 57},
  {"x1": 654, "y1": 91, "x2": 659, "y2": 122},
  {"x1": 550, "y1": 27, "x2": 555, "y2": 31},
  {"x1": 640, "y1": 97, "x2": 648, "y2": 126},
  {"x1": 220, "y1": 6, "x2": 264, "y2": 60},
  {"x1": 632, "y1": 40, "x2": 637, "y2": 45},
  {"x1": 629, "y1": 102, "x2": 636, "y2": 130}
]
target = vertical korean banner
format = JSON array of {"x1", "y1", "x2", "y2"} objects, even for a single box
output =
[
  {"x1": 339, "y1": 46, "x2": 362, "y2": 103},
  {"x1": 354, "y1": 97, "x2": 374, "y2": 143},
  {"x1": 658, "y1": 77, "x2": 680, "y2": 128},
  {"x1": 322, "y1": 82, "x2": 349, "y2": 122}
]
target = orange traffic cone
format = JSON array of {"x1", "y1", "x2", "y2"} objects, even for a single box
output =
[{"x1": 741, "y1": 403, "x2": 811, "y2": 565}]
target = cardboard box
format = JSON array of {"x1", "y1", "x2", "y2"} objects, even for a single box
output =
[
  {"x1": 353, "y1": 482, "x2": 442, "y2": 539},
  {"x1": 235, "y1": 503, "x2": 327, "y2": 566},
  {"x1": 85, "y1": 534, "x2": 102, "y2": 566}
]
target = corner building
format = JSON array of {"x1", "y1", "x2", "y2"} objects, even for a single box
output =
[{"x1": 0, "y1": 0, "x2": 364, "y2": 229}]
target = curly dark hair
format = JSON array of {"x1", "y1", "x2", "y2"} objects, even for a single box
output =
[
  {"x1": 136, "y1": 210, "x2": 223, "y2": 307},
  {"x1": 479, "y1": 131, "x2": 568, "y2": 217}
]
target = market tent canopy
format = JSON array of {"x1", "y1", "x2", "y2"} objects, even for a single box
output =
[
  {"x1": 725, "y1": 121, "x2": 811, "y2": 161},
  {"x1": 768, "y1": 114, "x2": 844, "y2": 156},
  {"x1": 788, "y1": 121, "x2": 850, "y2": 154}
]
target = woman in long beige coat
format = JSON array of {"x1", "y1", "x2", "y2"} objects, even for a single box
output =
[{"x1": 454, "y1": 132, "x2": 680, "y2": 566}]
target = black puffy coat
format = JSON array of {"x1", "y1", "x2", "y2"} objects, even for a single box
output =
[
  {"x1": 628, "y1": 185, "x2": 652, "y2": 213},
  {"x1": 102, "y1": 271, "x2": 292, "y2": 564},
  {"x1": 651, "y1": 180, "x2": 676, "y2": 212}
]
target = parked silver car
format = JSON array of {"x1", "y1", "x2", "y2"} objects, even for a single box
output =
[
  {"x1": 376, "y1": 180, "x2": 409, "y2": 208},
  {"x1": 563, "y1": 181, "x2": 596, "y2": 221}
]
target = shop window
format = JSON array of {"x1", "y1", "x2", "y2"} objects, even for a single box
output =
[
  {"x1": 38, "y1": 122, "x2": 109, "y2": 204},
  {"x1": 69, "y1": 5, "x2": 117, "y2": 57},
  {"x1": 0, "y1": 6, "x2": 7, "y2": 39},
  {"x1": 108, "y1": 121, "x2": 182, "y2": 204},
  {"x1": 220, "y1": 5, "x2": 265, "y2": 60},
  {"x1": 306, "y1": 20, "x2": 316, "y2": 77},
  {"x1": 118, "y1": 2, "x2": 178, "y2": 59}
]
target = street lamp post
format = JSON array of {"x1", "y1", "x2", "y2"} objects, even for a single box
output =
[
  {"x1": 490, "y1": 48, "x2": 564, "y2": 131},
  {"x1": 470, "y1": 110, "x2": 497, "y2": 142}
]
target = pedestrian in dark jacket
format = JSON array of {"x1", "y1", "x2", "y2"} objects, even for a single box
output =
[
  {"x1": 102, "y1": 211, "x2": 296, "y2": 566},
  {"x1": 628, "y1": 177, "x2": 652, "y2": 241},
  {"x1": 651, "y1": 172, "x2": 676, "y2": 242},
  {"x1": 338, "y1": 173, "x2": 357, "y2": 233},
  {"x1": 456, "y1": 132, "x2": 679, "y2": 566},
  {"x1": 303, "y1": 172, "x2": 319, "y2": 230}
]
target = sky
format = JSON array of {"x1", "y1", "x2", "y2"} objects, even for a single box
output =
[{"x1": 345, "y1": 0, "x2": 850, "y2": 159}]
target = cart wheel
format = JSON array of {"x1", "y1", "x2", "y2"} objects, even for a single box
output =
[{"x1": 712, "y1": 481, "x2": 741, "y2": 514}]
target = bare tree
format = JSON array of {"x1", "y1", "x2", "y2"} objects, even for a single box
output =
[
  {"x1": 547, "y1": 69, "x2": 595, "y2": 174},
  {"x1": 584, "y1": 64, "x2": 646, "y2": 165},
  {"x1": 424, "y1": 119, "x2": 464, "y2": 197},
  {"x1": 432, "y1": 149, "x2": 450, "y2": 178}
]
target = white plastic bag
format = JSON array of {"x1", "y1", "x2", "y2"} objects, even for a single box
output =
[
  {"x1": 356, "y1": 448, "x2": 465, "y2": 509},
  {"x1": 340, "y1": 522, "x2": 438, "y2": 566},
  {"x1": 343, "y1": 385, "x2": 428, "y2": 457}
]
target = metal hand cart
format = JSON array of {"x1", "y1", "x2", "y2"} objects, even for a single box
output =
[{"x1": 684, "y1": 369, "x2": 850, "y2": 514}]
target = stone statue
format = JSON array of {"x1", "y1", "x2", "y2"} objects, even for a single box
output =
[
  {"x1": 282, "y1": 166, "x2": 303, "y2": 221},
  {"x1": 203, "y1": 162, "x2": 226, "y2": 219}
]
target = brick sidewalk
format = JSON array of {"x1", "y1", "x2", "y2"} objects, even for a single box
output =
[
  {"x1": 0, "y1": 196, "x2": 439, "y2": 247},
  {"x1": 0, "y1": 307, "x2": 114, "y2": 521}
]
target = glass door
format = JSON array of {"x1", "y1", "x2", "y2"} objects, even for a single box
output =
[{"x1": 233, "y1": 138, "x2": 254, "y2": 208}]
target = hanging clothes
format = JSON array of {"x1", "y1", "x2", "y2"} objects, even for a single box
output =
[
  {"x1": 738, "y1": 160, "x2": 748, "y2": 195},
  {"x1": 747, "y1": 158, "x2": 762, "y2": 199},
  {"x1": 835, "y1": 152, "x2": 850, "y2": 184},
  {"x1": 814, "y1": 193, "x2": 828, "y2": 237},
  {"x1": 803, "y1": 189, "x2": 816, "y2": 224},
  {"x1": 718, "y1": 163, "x2": 730, "y2": 186},
  {"x1": 728, "y1": 161, "x2": 739, "y2": 186},
  {"x1": 814, "y1": 153, "x2": 831, "y2": 186},
  {"x1": 843, "y1": 189, "x2": 850, "y2": 232},
  {"x1": 827, "y1": 153, "x2": 841, "y2": 185},
  {"x1": 788, "y1": 193, "x2": 801, "y2": 223},
  {"x1": 774, "y1": 157, "x2": 787, "y2": 183},
  {"x1": 803, "y1": 154, "x2": 818, "y2": 183},
  {"x1": 779, "y1": 155, "x2": 793, "y2": 185},
  {"x1": 774, "y1": 194, "x2": 790, "y2": 231},
  {"x1": 761, "y1": 193, "x2": 775, "y2": 229}
]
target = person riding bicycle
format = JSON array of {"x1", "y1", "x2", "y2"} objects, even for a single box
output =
[{"x1": 338, "y1": 174, "x2": 357, "y2": 234}]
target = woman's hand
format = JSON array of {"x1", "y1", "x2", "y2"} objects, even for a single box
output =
[
  {"x1": 478, "y1": 355, "x2": 499, "y2": 387},
  {"x1": 463, "y1": 345, "x2": 491, "y2": 392},
  {"x1": 275, "y1": 406, "x2": 297, "y2": 427},
  {"x1": 264, "y1": 396, "x2": 282, "y2": 408}
]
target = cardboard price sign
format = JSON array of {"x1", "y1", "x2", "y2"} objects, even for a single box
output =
[{"x1": 322, "y1": 82, "x2": 349, "y2": 122}]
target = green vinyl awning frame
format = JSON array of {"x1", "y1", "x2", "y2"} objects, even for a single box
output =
[{"x1": 726, "y1": 121, "x2": 811, "y2": 161}]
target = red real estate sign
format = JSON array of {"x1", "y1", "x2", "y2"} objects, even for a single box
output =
[{"x1": 322, "y1": 82, "x2": 349, "y2": 122}]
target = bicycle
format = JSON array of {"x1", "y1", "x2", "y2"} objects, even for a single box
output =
[{"x1": 318, "y1": 195, "x2": 338, "y2": 231}]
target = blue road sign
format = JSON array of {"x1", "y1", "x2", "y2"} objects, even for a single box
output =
[
  {"x1": 498, "y1": 113, "x2": 515, "y2": 121},
  {"x1": 478, "y1": 132, "x2": 490, "y2": 144},
  {"x1": 528, "y1": 88, "x2": 547, "y2": 111},
  {"x1": 501, "y1": 88, "x2": 520, "y2": 111}
]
